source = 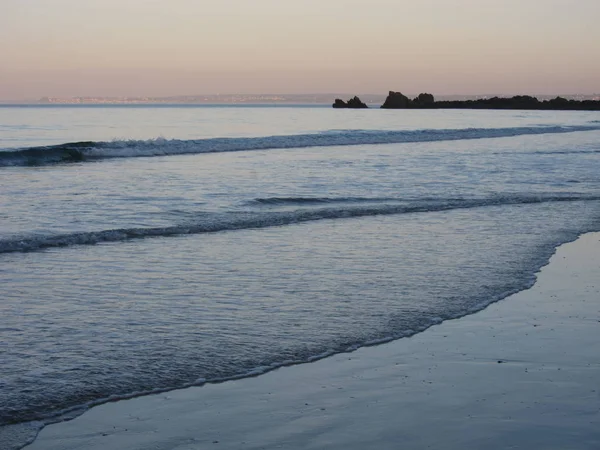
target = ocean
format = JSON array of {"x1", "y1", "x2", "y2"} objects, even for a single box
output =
[{"x1": 1, "y1": 105, "x2": 600, "y2": 449}]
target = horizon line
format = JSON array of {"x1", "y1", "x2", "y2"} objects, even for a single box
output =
[{"x1": 2, "y1": 92, "x2": 599, "y2": 105}]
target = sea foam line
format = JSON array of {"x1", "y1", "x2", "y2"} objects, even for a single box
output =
[
  {"x1": 2, "y1": 194, "x2": 598, "y2": 254},
  {"x1": 1, "y1": 125, "x2": 600, "y2": 167}
]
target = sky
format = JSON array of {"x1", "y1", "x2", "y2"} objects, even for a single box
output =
[{"x1": 1, "y1": 0, "x2": 599, "y2": 100}]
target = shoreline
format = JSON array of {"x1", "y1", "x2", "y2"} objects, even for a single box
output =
[{"x1": 21, "y1": 232, "x2": 600, "y2": 450}]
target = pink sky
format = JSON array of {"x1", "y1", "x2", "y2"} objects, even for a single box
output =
[{"x1": 1, "y1": 0, "x2": 599, "y2": 100}]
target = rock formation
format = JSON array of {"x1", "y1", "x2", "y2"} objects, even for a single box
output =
[
  {"x1": 332, "y1": 96, "x2": 368, "y2": 109},
  {"x1": 380, "y1": 91, "x2": 412, "y2": 109},
  {"x1": 433, "y1": 95, "x2": 600, "y2": 110},
  {"x1": 380, "y1": 92, "x2": 436, "y2": 109},
  {"x1": 333, "y1": 91, "x2": 600, "y2": 110},
  {"x1": 414, "y1": 93, "x2": 435, "y2": 106}
]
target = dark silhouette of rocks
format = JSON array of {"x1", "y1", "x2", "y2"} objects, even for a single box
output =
[
  {"x1": 414, "y1": 93, "x2": 435, "y2": 106},
  {"x1": 381, "y1": 91, "x2": 412, "y2": 109},
  {"x1": 380, "y1": 92, "x2": 435, "y2": 108},
  {"x1": 434, "y1": 95, "x2": 600, "y2": 110},
  {"x1": 332, "y1": 96, "x2": 368, "y2": 109},
  {"x1": 374, "y1": 91, "x2": 600, "y2": 110}
]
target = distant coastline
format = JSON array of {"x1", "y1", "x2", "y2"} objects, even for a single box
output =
[{"x1": 334, "y1": 91, "x2": 600, "y2": 110}]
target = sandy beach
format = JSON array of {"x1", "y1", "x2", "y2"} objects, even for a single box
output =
[{"x1": 22, "y1": 232, "x2": 600, "y2": 450}]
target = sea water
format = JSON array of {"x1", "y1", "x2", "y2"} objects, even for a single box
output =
[{"x1": 1, "y1": 105, "x2": 600, "y2": 449}]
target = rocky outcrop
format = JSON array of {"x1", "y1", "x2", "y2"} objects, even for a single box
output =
[
  {"x1": 380, "y1": 91, "x2": 436, "y2": 109},
  {"x1": 380, "y1": 91, "x2": 411, "y2": 109},
  {"x1": 332, "y1": 96, "x2": 368, "y2": 109},
  {"x1": 414, "y1": 93, "x2": 435, "y2": 106},
  {"x1": 433, "y1": 95, "x2": 600, "y2": 110},
  {"x1": 334, "y1": 91, "x2": 600, "y2": 110}
]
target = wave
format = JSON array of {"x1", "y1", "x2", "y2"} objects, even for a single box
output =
[
  {"x1": 4, "y1": 229, "x2": 597, "y2": 450},
  {"x1": 245, "y1": 196, "x2": 402, "y2": 206},
  {"x1": 2, "y1": 194, "x2": 598, "y2": 254},
  {"x1": 2, "y1": 125, "x2": 600, "y2": 167}
]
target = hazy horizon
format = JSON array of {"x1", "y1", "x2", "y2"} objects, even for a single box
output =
[
  {"x1": 2, "y1": 0, "x2": 599, "y2": 101},
  {"x1": 4, "y1": 91, "x2": 600, "y2": 105}
]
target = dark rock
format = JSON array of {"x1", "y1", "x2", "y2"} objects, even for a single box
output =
[
  {"x1": 332, "y1": 96, "x2": 368, "y2": 109},
  {"x1": 381, "y1": 91, "x2": 412, "y2": 109},
  {"x1": 425, "y1": 94, "x2": 600, "y2": 110},
  {"x1": 347, "y1": 96, "x2": 368, "y2": 108},
  {"x1": 414, "y1": 93, "x2": 435, "y2": 106},
  {"x1": 548, "y1": 96, "x2": 569, "y2": 107},
  {"x1": 342, "y1": 90, "x2": 600, "y2": 110},
  {"x1": 512, "y1": 95, "x2": 539, "y2": 107}
]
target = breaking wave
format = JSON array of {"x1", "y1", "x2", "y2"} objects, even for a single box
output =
[
  {"x1": 2, "y1": 125, "x2": 600, "y2": 167},
  {"x1": 2, "y1": 193, "x2": 598, "y2": 254},
  {"x1": 245, "y1": 196, "x2": 402, "y2": 206}
]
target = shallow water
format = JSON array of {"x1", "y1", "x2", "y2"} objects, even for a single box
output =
[{"x1": 1, "y1": 105, "x2": 600, "y2": 449}]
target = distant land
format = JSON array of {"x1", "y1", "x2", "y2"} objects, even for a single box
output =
[
  {"x1": 0, "y1": 93, "x2": 598, "y2": 105},
  {"x1": 333, "y1": 92, "x2": 600, "y2": 110}
]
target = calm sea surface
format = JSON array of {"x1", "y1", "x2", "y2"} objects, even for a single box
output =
[{"x1": 1, "y1": 105, "x2": 600, "y2": 449}]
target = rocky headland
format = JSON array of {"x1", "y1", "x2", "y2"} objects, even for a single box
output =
[
  {"x1": 334, "y1": 91, "x2": 600, "y2": 110},
  {"x1": 332, "y1": 96, "x2": 369, "y2": 109}
]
